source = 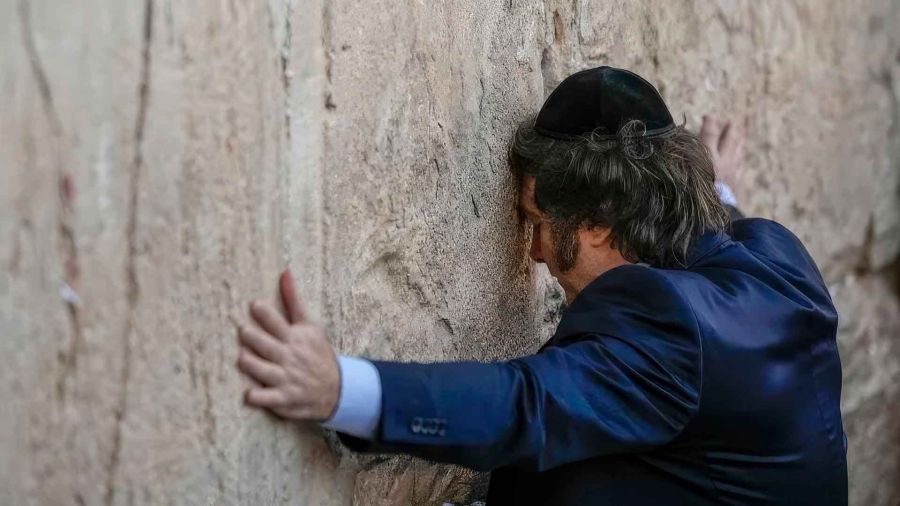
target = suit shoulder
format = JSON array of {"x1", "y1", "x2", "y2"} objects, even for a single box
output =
[
  {"x1": 729, "y1": 218, "x2": 825, "y2": 284},
  {"x1": 555, "y1": 265, "x2": 698, "y2": 341},
  {"x1": 730, "y1": 218, "x2": 807, "y2": 256},
  {"x1": 587, "y1": 264, "x2": 693, "y2": 308}
]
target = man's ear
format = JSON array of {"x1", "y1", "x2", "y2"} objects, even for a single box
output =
[
  {"x1": 584, "y1": 226, "x2": 614, "y2": 248},
  {"x1": 521, "y1": 176, "x2": 536, "y2": 201},
  {"x1": 518, "y1": 176, "x2": 541, "y2": 223}
]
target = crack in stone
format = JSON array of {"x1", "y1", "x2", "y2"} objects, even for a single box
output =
[
  {"x1": 105, "y1": 1, "x2": 153, "y2": 504},
  {"x1": 642, "y1": 8, "x2": 661, "y2": 77},
  {"x1": 855, "y1": 216, "x2": 877, "y2": 274},
  {"x1": 18, "y1": 0, "x2": 62, "y2": 135},
  {"x1": 319, "y1": 0, "x2": 336, "y2": 346},
  {"x1": 281, "y1": 0, "x2": 294, "y2": 139},
  {"x1": 275, "y1": 1, "x2": 294, "y2": 275},
  {"x1": 759, "y1": 31, "x2": 776, "y2": 216},
  {"x1": 359, "y1": 455, "x2": 391, "y2": 472},
  {"x1": 478, "y1": 77, "x2": 486, "y2": 116},
  {"x1": 842, "y1": 43, "x2": 900, "y2": 282},
  {"x1": 571, "y1": 0, "x2": 583, "y2": 54},
  {"x1": 538, "y1": 2, "x2": 554, "y2": 95},
  {"x1": 321, "y1": 2, "x2": 335, "y2": 110},
  {"x1": 321, "y1": 3, "x2": 333, "y2": 83},
  {"x1": 200, "y1": 369, "x2": 216, "y2": 446},
  {"x1": 56, "y1": 171, "x2": 82, "y2": 401},
  {"x1": 50, "y1": 212, "x2": 81, "y2": 400},
  {"x1": 19, "y1": 0, "x2": 84, "y2": 401},
  {"x1": 551, "y1": 9, "x2": 564, "y2": 44}
]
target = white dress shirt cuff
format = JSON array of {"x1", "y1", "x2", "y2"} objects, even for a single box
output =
[
  {"x1": 715, "y1": 181, "x2": 739, "y2": 207},
  {"x1": 320, "y1": 355, "x2": 382, "y2": 440}
]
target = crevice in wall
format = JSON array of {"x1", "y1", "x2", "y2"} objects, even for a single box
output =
[
  {"x1": 641, "y1": 7, "x2": 662, "y2": 92},
  {"x1": 478, "y1": 77, "x2": 486, "y2": 117},
  {"x1": 538, "y1": 3, "x2": 556, "y2": 97},
  {"x1": 321, "y1": 4, "x2": 333, "y2": 83},
  {"x1": 321, "y1": 3, "x2": 335, "y2": 110},
  {"x1": 759, "y1": 36, "x2": 776, "y2": 217},
  {"x1": 55, "y1": 172, "x2": 82, "y2": 401},
  {"x1": 538, "y1": 0, "x2": 583, "y2": 95},
  {"x1": 571, "y1": 0, "x2": 582, "y2": 51},
  {"x1": 200, "y1": 369, "x2": 216, "y2": 446},
  {"x1": 280, "y1": 0, "x2": 294, "y2": 140},
  {"x1": 853, "y1": 57, "x2": 900, "y2": 298},
  {"x1": 105, "y1": 0, "x2": 154, "y2": 503},
  {"x1": 551, "y1": 8, "x2": 564, "y2": 44},
  {"x1": 360, "y1": 455, "x2": 391, "y2": 472},
  {"x1": 200, "y1": 365, "x2": 226, "y2": 502},
  {"x1": 19, "y1": 0, "x2": 84, "y2": 401},
  {"x1": 17, "y1": 0, "x2": 62, "y2": 135},
  {"x1": 880, "y1": 52, "x2": 900, "y2": 297},
  {"x1": 7, "y1": 219, "x2": 25, "y2": 274},
  {"x1": 319, "y1": 0, "x2": 335, "y2": 346},
  {"x1": 854, "y1": 216, "x2": 877, "y2": 274}
]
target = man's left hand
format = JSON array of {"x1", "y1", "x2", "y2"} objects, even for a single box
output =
[{"x1": 233, "y1": 270, "x2": 340, "y2": 421}]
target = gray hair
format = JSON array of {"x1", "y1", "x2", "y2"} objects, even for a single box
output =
[{"x1": 509, "y1": 119, "x2": 729, "y2": 268}]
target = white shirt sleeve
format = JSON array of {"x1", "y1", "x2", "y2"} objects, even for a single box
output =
[
  {"x1": 715, "y1": 181, "x2": 739, "y2": 207},
  {"x1": 319, "y1": 355, "x2": 382, "y2": 440}
]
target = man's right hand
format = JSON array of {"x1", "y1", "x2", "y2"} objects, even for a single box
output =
[
  {"x1": 701, "y1": 115, "x2": 746, "y2": 195},
  {"x1": 233, "y1": 270, "x2": 341, "y2": 423}
]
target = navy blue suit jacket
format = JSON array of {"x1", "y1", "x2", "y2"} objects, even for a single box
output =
[{"x1": 341, "y1": 218, "x2": 848, "y2": 505}]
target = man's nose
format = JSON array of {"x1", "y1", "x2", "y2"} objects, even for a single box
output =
[{"x1": 529, "y1": 225, "x2": 545, "y2": 264}]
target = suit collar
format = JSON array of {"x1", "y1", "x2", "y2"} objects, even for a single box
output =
[
  {"x1": 538, "y1": 229, "x2": 732, "y2": 352},
  {"x1": 683, "y1": 229, "x2": 732, "y2": 268}
]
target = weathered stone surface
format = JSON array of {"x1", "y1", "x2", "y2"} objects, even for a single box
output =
[
  {"x1": 1, "y1": 0, "x2": 898, "y2": 505},
  {"x1": 833, "y1": 272, "x2": 900, "y2": 506}
]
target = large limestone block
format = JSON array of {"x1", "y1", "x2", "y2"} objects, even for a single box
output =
[
  {"x1": 1, "y1": 0, "x2": 898, "y2": 504},
  {"x1": 833, "y1": 273, "x2": 900, "y2": 506}
]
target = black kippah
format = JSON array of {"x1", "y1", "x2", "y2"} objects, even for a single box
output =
[{"x1": 533, "y1": 66, "x2": 675, "y2": 141}]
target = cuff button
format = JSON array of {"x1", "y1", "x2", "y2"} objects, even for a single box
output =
[{"x1": 410, "y1": 417, "x2": 424, "y2": 434}]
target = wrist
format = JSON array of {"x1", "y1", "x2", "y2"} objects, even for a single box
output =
[
  {"x1": 319, "y1": 356, "x2": 382, "y2": 439},
  {"x1": 321, "y1": 352, "x2": 342, "y2": 421}
]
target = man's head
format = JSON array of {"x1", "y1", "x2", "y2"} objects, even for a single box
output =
[{"x1": 511, "y1": 67, "x2": 729, "y2": 302}]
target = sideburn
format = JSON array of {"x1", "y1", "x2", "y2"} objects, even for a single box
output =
[{"x1": 550, "y1": 220, "x2": 581, "y2": 272}]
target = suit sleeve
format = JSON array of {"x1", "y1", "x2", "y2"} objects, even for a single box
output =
[{"x1": 337, "y1": 272, "x2": 702, "y2": 472}]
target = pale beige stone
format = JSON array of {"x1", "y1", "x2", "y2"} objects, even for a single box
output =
[{"x1": 1, "y1": 0, "x2": 898, "y2": 504}]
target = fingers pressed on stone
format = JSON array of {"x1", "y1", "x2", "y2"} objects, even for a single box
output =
[
  {"x1": 249, "y1": 300, "x2": 291, "y2": 338},
  {"x1": 701, "y1": 115, "x2": 721, "y2": 152},
  {"x1": 718, "y1": 120, "x2": 736, "y2": 153},
  {"x1": 279, "y1": 270, "x2": 307, "y2": 324},
  {"x1": 730, "y1": 132, "x2": 746, "y2": 166},
  {"x1": 245, "y1": 387, "x2": 288, "y2": 408},
  {"x1": 237, "y1": 322, "x2": 285, "y2": 362},
  {"x1": 237, "y1": 347, "x2": 284, "y2": 386}
]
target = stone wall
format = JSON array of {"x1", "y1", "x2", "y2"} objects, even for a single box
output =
[{"x1": 1, "y1": 0, "x2": 898, "y2": 504}]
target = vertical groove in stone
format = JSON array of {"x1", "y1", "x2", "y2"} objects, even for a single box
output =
[
  {"x1": 2, "y1": 0, "x2": 899, "y2": 504},
  {"x1": 105, "y1": 1, "x2": 154, "y2": 504},
  {"x1": 19, "y1": 0, "x2": 83, "y2": 401}
]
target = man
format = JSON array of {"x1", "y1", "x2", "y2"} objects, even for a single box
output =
[{"x1": 233, "y1": 67, "x2": 848, "y2": 504}]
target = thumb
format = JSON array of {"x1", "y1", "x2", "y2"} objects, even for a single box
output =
[{"x1": 279, "y1": 269, "x2": 307, "y2": 324}]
